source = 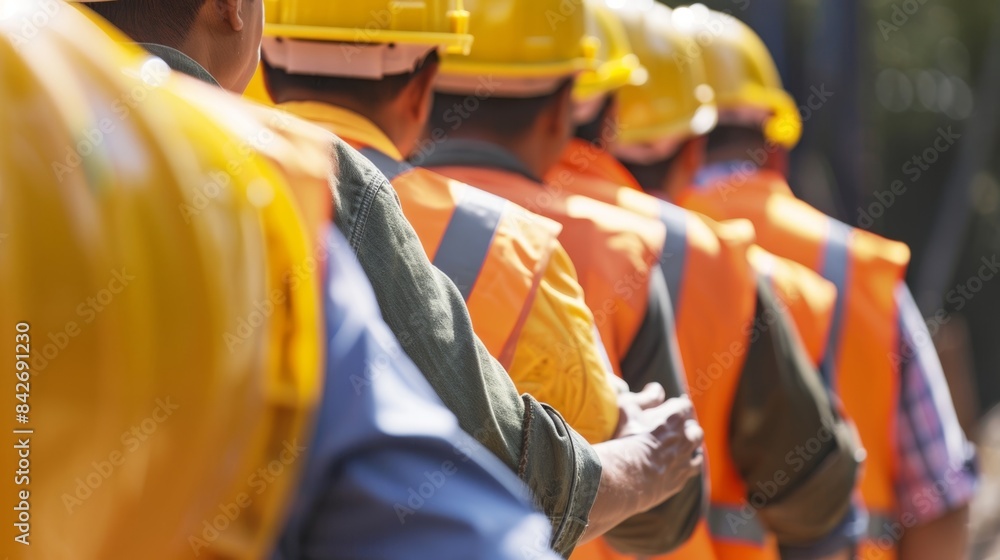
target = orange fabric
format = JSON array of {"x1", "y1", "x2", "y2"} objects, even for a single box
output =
[
  {"x1": 551, "y1": 138, "x2": 645, "y2": 191},
  {"x1": 431, "y1": 163, "x2": 666, "y2": 375},
  {"x1": 550, "y1": 142, "x2": 776, "y2": 560},
  {"x1": 678, "y1": 167, "x2": 908, "y2": 559}
]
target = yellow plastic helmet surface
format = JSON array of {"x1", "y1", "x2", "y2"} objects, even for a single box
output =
[
  {"x1": 611, "y1": 0, "x2": 718, "y2": 149},
  {"x1": 572, "y1": 0, "x2": 646, "y2": 102},
  {"x1": 439, "y1": 0, "x2": 599, "y2": 83},
  {"x1": 263, "y1": 0, "x2": 472, "y2": 54},
  {"x1": 673, "y1": 4, "x2": 801, "y2": 149},
  {"x1": 0, "y1": 2, "x2": 321, "y2": 558}
]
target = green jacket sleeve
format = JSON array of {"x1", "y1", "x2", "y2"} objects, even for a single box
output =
[{"x1": 329, "y1": 138, "x2": 601, "y2": 556}]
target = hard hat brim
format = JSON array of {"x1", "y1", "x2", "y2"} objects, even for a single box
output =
[
  {"x1": 573, "y1": 54, "x2": 645, "y2": 101},
  {"x1": 264, "y1": 24, "x2": 474, "y2": 56},
  {"x1": 618, "y1": 102, "x2": 719, "y2": 146}
]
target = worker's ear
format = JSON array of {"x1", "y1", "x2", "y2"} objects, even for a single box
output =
[
  {"x1": 406, "y1": 55, "x2": 440, "y2": 125},
  {"x1": 218, "y1": 0, "x2": 246, "y2": 32}
]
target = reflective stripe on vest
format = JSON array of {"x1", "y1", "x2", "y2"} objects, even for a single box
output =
[
  {"x1": 361, "y1": 146, "x2": 413, "y2": 181},
  {"x1": 707, "y1": 505, "x2": 767, "y2": 546},
  {"x1": 360, "y1": 146, "x2": 506, "y2": 301},
  {"x1": 657, "y1": 200, "x2": 689, "y2": 313},
  {"x1": 433, "y1": 188, "x2": 507, "y2": 299},
  {"x1": 819, "y1": 219, "x2": 852, "y2": 387},
  {"x1": 866, "y1": 512, "x2": 899, "y2": 541}
]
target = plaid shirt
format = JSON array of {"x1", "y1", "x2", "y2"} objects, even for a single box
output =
[{"x1": 894, "y1": 284, "x2": 978, "y2": 524}]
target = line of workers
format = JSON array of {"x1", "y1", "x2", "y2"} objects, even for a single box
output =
[{"x1": 0, "y1": 0, "x2": 977, "y2": 558}]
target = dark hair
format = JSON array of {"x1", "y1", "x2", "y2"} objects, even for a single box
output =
[
  {"x1": 573, "y1": 95, "x2": 614, "y2": 144},
  {"x1": 428, "y1": 78, "x2": 573, "y2": 141},
  {"x1": 621, "y1": 153, "x2": 676, "y2": 192},
  {"x1": 86, "y1": 0, "x2": 207, "y2": 46},
  {"x1": 262, "y1": 47, "x2": 439, "y2": 109},
  {"x1": 705, "y1": 124, "x2": 767, "y2": 153}
]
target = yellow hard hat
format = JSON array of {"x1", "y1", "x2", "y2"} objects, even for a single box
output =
[
  {"x1": 611, "y1": 0, "x2": 718, "y2": 156},
  {"x1": 674, "y1": 4, "x2": 802, "y2": 149},
  {"x1": 437, "y1": 0, "x2": 599, "y2": 96},
  {"x1": 263, "y1": 0, "x2": 472, "y2": 54},
  {"x1": 572, "y1": 0, "x2": 647, "y2": 102},
  {"x1": 0, "y1": 2, "x2": 321, "y2": 559}
]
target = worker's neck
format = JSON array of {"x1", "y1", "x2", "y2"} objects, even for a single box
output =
[
  {"x1": 449, "y1": 128, "x2": 554, "y2": 180},
  {"x1": 275, "y1": 88, "x2": 412, "y2": 153},
  {"x1": 173, "y1": 33, "x2": 228, "y2": 86}
]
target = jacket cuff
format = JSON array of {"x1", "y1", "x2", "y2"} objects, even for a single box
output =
[{"x1": 520, "y1": 396, "x2": 602, "y2": 558}]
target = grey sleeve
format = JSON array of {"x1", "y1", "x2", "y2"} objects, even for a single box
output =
[
  {"x1": 604, "y1": 267, "x2": 706, "y2": 555},
  {"x1": 729, "y1": 277, "x2": 862, "y2": 545},
  {"x1": 329, "y1": 140, "x2": 601, "y2": 556}
]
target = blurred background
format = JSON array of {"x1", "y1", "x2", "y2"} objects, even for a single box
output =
[{"x1": 662, "y1": 0, "x2": 1000, "y2": 554}]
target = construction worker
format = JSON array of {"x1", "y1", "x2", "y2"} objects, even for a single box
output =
[
  {"x1": 80, "y1": 0, "x2": 708, "y2": 554},
  {"x1": 0, "y1": 2, "x2": 562, "y2": 559},
  {"x1": 256, "y1": 0, "x2": 707, "y2": 545},
  {"x1": 417, "y1": 0, "x2": 716, "y2": 553},
  {"x1": 621, "y1": 6, "x2": 977, "y2": 560},
  {"x1": 257, "y1": 0, "x2": 622, "y2": 446},
  {"x1": 542, "y1": 2, "x2": 863, "y2": 559}
]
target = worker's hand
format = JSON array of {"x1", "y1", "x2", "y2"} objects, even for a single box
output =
[
  {"x1": 626, "y1": 391, "x2": 703, "y2": 492},
  {"x1": 582, "y1": 385, "x2": 704, "y2": 542},
  {"x1": 614, "y1": 383, "x2": 704, "y2": 472},
  {"x1": 614, "y1": 382, "x2": 667, "y2": 438}
]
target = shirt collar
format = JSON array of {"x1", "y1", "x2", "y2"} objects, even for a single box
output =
[
  {"x1": 139, "y1": 43, "x2": 219, "y2": 87},
  {"x1": 693, "y1": 160, "x2": 760, "y2": 189},
  {"x1": 420, "y1": 139, "x2": 542, "y2": 182},
  {"x1": 276, "y1": 101, "x2": 403, "y2": 160}
]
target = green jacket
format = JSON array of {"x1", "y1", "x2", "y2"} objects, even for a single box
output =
[{"x1": 328, "y1": 138, "x2": 601, "y2": 555}]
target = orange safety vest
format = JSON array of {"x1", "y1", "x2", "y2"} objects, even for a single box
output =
[
  {"x1": 428, "y1": 160, "x2": 666, "y2": 376},
  {"x1": 547, "y1": 141, "x2": 830, "y2": 560},
  {"x1": 678, "y1": 164, "x2": 909, "y2": 560}
]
